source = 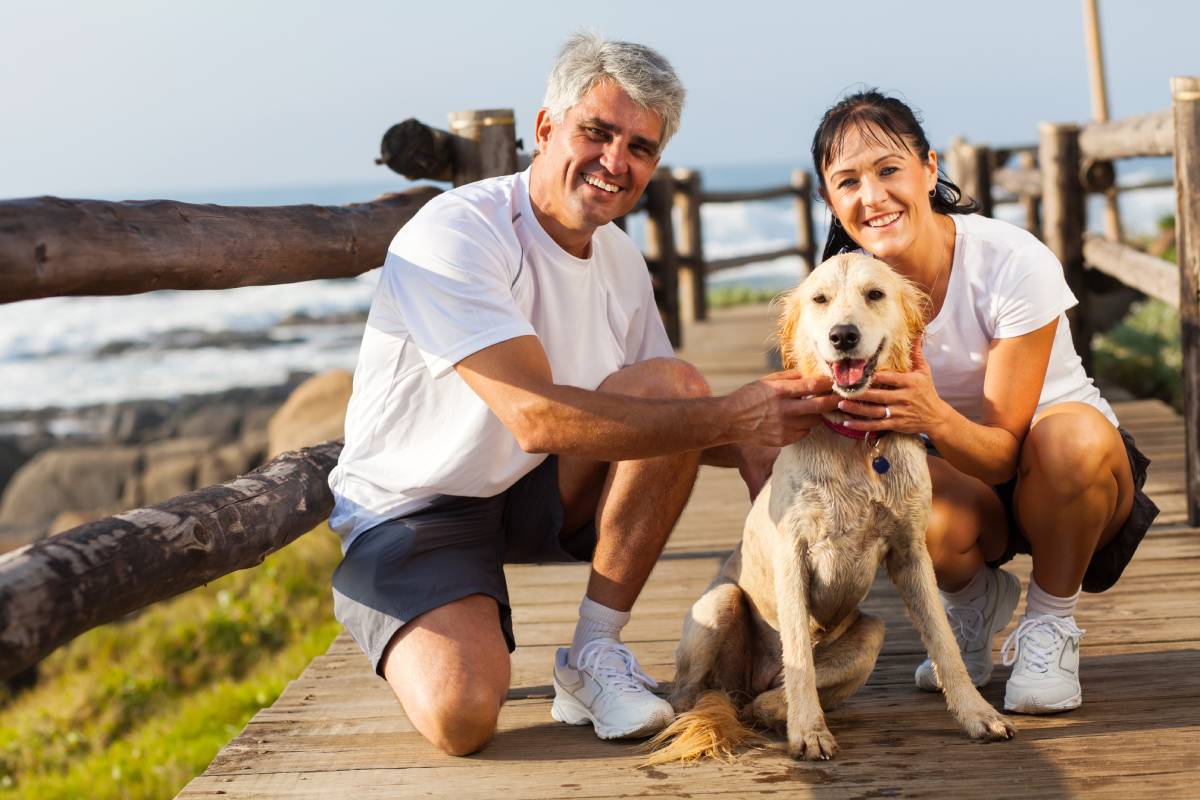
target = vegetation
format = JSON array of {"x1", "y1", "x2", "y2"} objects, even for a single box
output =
[
  {"x1": 1092, "y1": 214, "x2": 1183, "y2": 411},
  {"x1": 706, "y1": 285, "x2": 783, "y2": 309},
  {"x1": 0, "y1": 526, "x2": 343, "y2": 800}
]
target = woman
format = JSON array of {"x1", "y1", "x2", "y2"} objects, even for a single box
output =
[{"x1": 811, "y1": 90, "x2": 1159, "y2": 714}]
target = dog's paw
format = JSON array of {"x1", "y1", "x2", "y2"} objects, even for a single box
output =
[
  {"x1": 787, "y1": 724, "x2": 838, "y2": 761},
  {"x1": 961, "y1": 707, "x2": 1017, "y2": 742}
]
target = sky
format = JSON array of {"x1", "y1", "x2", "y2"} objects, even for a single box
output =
[{"x1": 1, "y1": 0, "x2": 1197, "y2": 201}]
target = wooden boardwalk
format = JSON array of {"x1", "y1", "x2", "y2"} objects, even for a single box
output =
[{"x1": 179, "y1": 304, "x2": 1200, "y2": 799}]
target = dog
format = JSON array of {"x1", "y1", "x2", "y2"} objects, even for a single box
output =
[{"x1": 647, "y1": 253, "x2": 1015, "y2": 763}]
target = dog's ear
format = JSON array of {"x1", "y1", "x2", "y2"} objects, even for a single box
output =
[
  {"x1": 775, "y1": 288, "x2": 802, "y2": 370},
  {"x1": 895, "y1": 277, "x2": 932, "y2": 371}
]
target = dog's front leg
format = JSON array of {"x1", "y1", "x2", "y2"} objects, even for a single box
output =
[
  {"x1": 774, "y1": 536, "x2": 837, "y2": 760},
  {"x1": 885, "y1": 543, "x2": 1016, "y2": 742}
]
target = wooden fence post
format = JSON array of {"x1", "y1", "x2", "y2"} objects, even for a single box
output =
[
  {"x1": 947, "y1": 138, "x2": 994, "y2": 218},
  {"x1": 645, "y1": 167, "x2": 682, "y2": 347},
  {"x1": 1172, "y1": 76, "x2": 1200, "y2": 526},
  {"x1": 1040, "y1": 122, "x2": 1092, "y2": 372},
  {"x1": 1018, "y1": 150, "x2": 1042, "y2": 239},
  {"x1": 793, "y1": 169, "x2": 816, "y2": 272},
  {"x1": 447, "y1": 109, "x2": 519, "y2": 186},
  {"x1": 672, "y1": 168, "x2": 707, "y2": 323}
]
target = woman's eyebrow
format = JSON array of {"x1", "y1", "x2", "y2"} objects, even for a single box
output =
[{"x1": 830, "y1": 153, "x2": 904, "y2": 179}]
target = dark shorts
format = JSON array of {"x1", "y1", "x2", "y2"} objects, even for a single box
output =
[
  {"x1": 331, "y1": 456, "x2": 597, "y2": 675},
  {"x1": 927, "y1": 426, "x2": 1159, "y2": 594}
]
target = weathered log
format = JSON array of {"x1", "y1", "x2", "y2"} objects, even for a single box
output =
[
  {"x1": 0, "y1": 187, "x2": 441, "y2": 304},
  {"x1": 699, "y1": 185, "x2": 799, "y2": 204},
  {"x1": 993, "y1": 166, "x2": 1043, "y2": 198},
  {"x1": 1079, "y1": 109, "x2": 1175, "y2": 160},
  {"x1": 377, "y1": 118, "x2": 455, "y2": 181},
  {"x1": 0, "y1": 440, "x2": 343, "y2": 681},
  {"x1": 946, "y1": 138, "x2": 993, "y2": 218},
  {"x1": 706, "y1": 246, "x2": 805, "y2": 274},
  {"x1": 672, "y1": 168, "x2": 707, "y2": 324},
  {"x1": 792, "y1": 169, "x2": 815, "y2": 272},
  {"x1": 644, "y1": 168, "x2": 681, "y2": 347},
  {"x1": 1082, "y1": 234, "x2": 1180, "y2": 307},
  {"x1": 1040, "y1": 122, "x2": 1091, "y2": 372},
  {"x1": 447, "y1": 109, "x2": 519, "y2": 186},
  {"x1": 1172, "y1": 76, "x2": 1200, "y2": 526}
]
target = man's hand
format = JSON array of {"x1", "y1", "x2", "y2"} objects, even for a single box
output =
[{"x1": 722, "y1": 372, "x2": 839, "y2": 448}]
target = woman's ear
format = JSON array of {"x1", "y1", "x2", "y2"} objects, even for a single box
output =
[{"x1": 926, "y1": 149, "x2": 940, "y2": 194}]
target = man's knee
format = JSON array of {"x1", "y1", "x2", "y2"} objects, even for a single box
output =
[
  {"x1": 409, "y1": 682, "x2": 506, "y2": 756},
  {"x1": 600, "y1": 357, "x2": 710, "y2": 400}
]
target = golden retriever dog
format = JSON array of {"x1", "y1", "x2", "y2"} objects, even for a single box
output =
[{"x1": 648, "y1": 253, "x2": 1015, "y2": 763}]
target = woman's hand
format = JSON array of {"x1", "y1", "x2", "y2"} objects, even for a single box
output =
[{"x1": 837, "y1": 339, "x2": 951, "y2": 436}]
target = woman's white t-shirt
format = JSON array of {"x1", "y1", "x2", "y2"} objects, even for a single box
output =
[
  {"x1": 922, "y1": 214, "x2": 1116, "y2": 427},
  {"x1": 328, "y1": 169, "x2": 672, "y2": 551}
]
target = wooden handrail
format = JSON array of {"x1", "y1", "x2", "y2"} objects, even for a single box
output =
[
  {"x1": 1083, "y1": 234, "x2": 1180, "y2": 307},
  {"x1": 0, "y1": 188, "x2": 441, "y2": 304},
  {"x1": 0, "y1": 440, "x2": 343, "y2": 681},
  {"x1": 699, "y1": 185, "x2": 801, "y2": 204},
  {"x1": 706, "y1": 246, "x2": 804, "y2": 273},
  {"x1": 1079, "y1": 109, "x2": 1175, "y2": 160}
]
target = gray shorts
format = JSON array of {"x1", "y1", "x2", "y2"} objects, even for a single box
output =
[{"x1": 331, "y1": 456, "x2": 596, "y2": 675}]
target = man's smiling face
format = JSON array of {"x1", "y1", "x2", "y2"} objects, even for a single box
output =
[{"x1": 530, "y1": 80, "x2": 663, "y2": 255}]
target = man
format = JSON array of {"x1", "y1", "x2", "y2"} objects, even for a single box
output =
[{"x1": 328, "y1": 32, "x2": 837, "y2": 756}]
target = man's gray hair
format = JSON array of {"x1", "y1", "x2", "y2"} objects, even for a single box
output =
[{"x1": 543, "y1": 31, "x2": 685, "y2": 149}]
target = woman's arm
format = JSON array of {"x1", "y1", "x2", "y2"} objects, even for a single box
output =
[{"x1": 837, "y1": 319, "x2": 1057, "y2": 485}]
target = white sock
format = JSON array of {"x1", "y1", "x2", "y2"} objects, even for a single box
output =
[
  {"x1": 1024, "y1": 577, "x2": 1079, "y2": 619},
  {"x1": 941, "y1": 566, "x2": 988, "y2": 607},
  {"x1": 568, "y1": 596, "x2": 630, "y2": 667}
]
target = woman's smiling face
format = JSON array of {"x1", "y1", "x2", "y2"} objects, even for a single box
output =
[{"x1": 821, "y1": 124, "x2": 940, "y2": 263}]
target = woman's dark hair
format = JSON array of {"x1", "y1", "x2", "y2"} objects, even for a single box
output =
[{"x1": 811, "y1": 89, "x2": 980, "y2": 260}]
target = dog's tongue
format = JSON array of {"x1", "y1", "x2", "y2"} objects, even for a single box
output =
[{"x1": 833, "y1": 360, "x2": 867, "y2": 387}]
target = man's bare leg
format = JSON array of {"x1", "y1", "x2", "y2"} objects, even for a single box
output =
[
  {"x1": 558, "y1": 357, "x2": 710, "y2": 611},
  {"x1": 380, "y1": 594, "x2": 510, "y2": 756}
]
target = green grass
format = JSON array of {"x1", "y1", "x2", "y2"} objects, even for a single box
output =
[
  {"x1": 0, "y1": 525, "x2": 343, "y2": 800},
  {"x1": 1093, "y1": 298, "x2": 1183, "y2": 411},
  {"x1": 706, "y1": 285, "x2": 783, "y2": 309}
]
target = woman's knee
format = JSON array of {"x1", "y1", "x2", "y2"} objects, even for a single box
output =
[
  {"x1": 1019, "y1": 407, "x2": 1115, "y2": 498},
  {"x1": 599, "y1": 357, "x2": 710, "y2": 400},
  {"x1": 926, "y1": 457, "x2": 1002, "y2": 563}
]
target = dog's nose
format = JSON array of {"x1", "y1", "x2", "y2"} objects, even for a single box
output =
[{"x1": 829, "y1": 324, "x2": 860, "y2": 352}]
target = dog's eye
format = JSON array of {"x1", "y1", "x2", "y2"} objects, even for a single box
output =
[
  {"x1": 812, "y1": 294, "x2": 828, "y2": 304},
  {"x1": 866, "y1": 289, "x2": 885, "y2": 301}
]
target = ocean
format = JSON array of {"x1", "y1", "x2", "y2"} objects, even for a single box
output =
[{"x1": 0, "y1": 158, "x2": 1177, "y2": 413}]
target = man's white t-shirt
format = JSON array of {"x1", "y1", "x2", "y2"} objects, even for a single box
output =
[
  {"x1": 923, "y1": 213, "x2": 1117, "y2": 427},
  {"x1": 328, "y1": 169, "x2": 673, "y2": 550}
]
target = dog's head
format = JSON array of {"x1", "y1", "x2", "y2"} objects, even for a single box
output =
[{"x1": 777, "y1": 253, "x2": 929, "y2": 398}]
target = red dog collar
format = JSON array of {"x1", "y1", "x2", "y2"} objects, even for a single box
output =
[{"x1": 821, "y1": 416, "x2": 887, "y2": 443}]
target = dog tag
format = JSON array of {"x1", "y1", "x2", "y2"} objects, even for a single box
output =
[{"x1": 872, "y1": 455, "x2": 891, "y2": 475}]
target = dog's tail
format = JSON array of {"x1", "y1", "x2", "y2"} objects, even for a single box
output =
[{"x1": 640, "y1": 690, "x2": 765, "y2": 767}]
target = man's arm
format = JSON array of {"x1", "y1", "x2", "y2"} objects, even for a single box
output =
[{"x1": 454, "y1": 335, "x2": 839, "y2": 463}]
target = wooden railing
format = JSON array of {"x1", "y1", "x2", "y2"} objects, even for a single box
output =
[{"x1": 946, "y1": 77, "x2": 1200, "y2": 527}]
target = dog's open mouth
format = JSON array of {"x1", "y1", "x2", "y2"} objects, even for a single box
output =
[{"x1": 828, "y1": 339, "x2": 885, "y2": 396}]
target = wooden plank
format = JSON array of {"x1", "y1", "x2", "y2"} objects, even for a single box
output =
[
  {"x1": 699, "y1": 185, "x2": 798, "y2": 204},
  {"x1": 706, "y1": 246, "x2": 805, "y2": 273}
]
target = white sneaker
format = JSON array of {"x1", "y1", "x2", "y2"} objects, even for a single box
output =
[
  {"x1": 551, "y1": 638, "x2": 674, "y2": 739},
  {"x1": 914, "y1": 567, "x2": 1021, "y2": 691},
  {"x1": 1001, "y1": 614, "x2": 1084, "y2": 714}
]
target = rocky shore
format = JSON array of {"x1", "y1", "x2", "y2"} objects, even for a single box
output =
[{"x1": 0, "y1": 369, "x2": 352, "y2": 555}]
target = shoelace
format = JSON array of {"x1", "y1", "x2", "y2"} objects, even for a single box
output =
[
  {"x1": 1000, "y1": 614, "x2": 1085, "y2": 673},
  {"x1": 575, "y1": 640, "x2": 657, "y2": 695},
  {"x1": 945, "y1": 604, "x2": 985, "y2": 648}
]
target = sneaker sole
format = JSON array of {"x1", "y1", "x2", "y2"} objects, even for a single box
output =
[
  {"x1": 551, "y1": 688, "x2": 671, "y2": 740},
  {"x1": 1004, "y1": 689, "x2": 1081, "y2": 714}
]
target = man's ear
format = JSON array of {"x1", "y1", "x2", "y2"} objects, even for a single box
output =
[{"x1": 534, "y1": 107, "x2": 555, "y2": 153}]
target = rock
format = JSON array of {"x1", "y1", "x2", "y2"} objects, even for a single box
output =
[
  {"x1": 176, "y1": 402, "x2": 244, "y2": 441},
  {"x1": 196, "y1": 431, "x2": 267, "y2": 487},
  {"x1": 129, "y1": 437, "x2": 213, "y2": 507},
  {"x1": 267, "y1": 369, "x2": 352, "y2": 458},
  {"x1": 0, "y1": 439, "x2": 30, "y2": 500},
  {"x1": 0, "y1": 446, "x2": 141, "y2": 527}
]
